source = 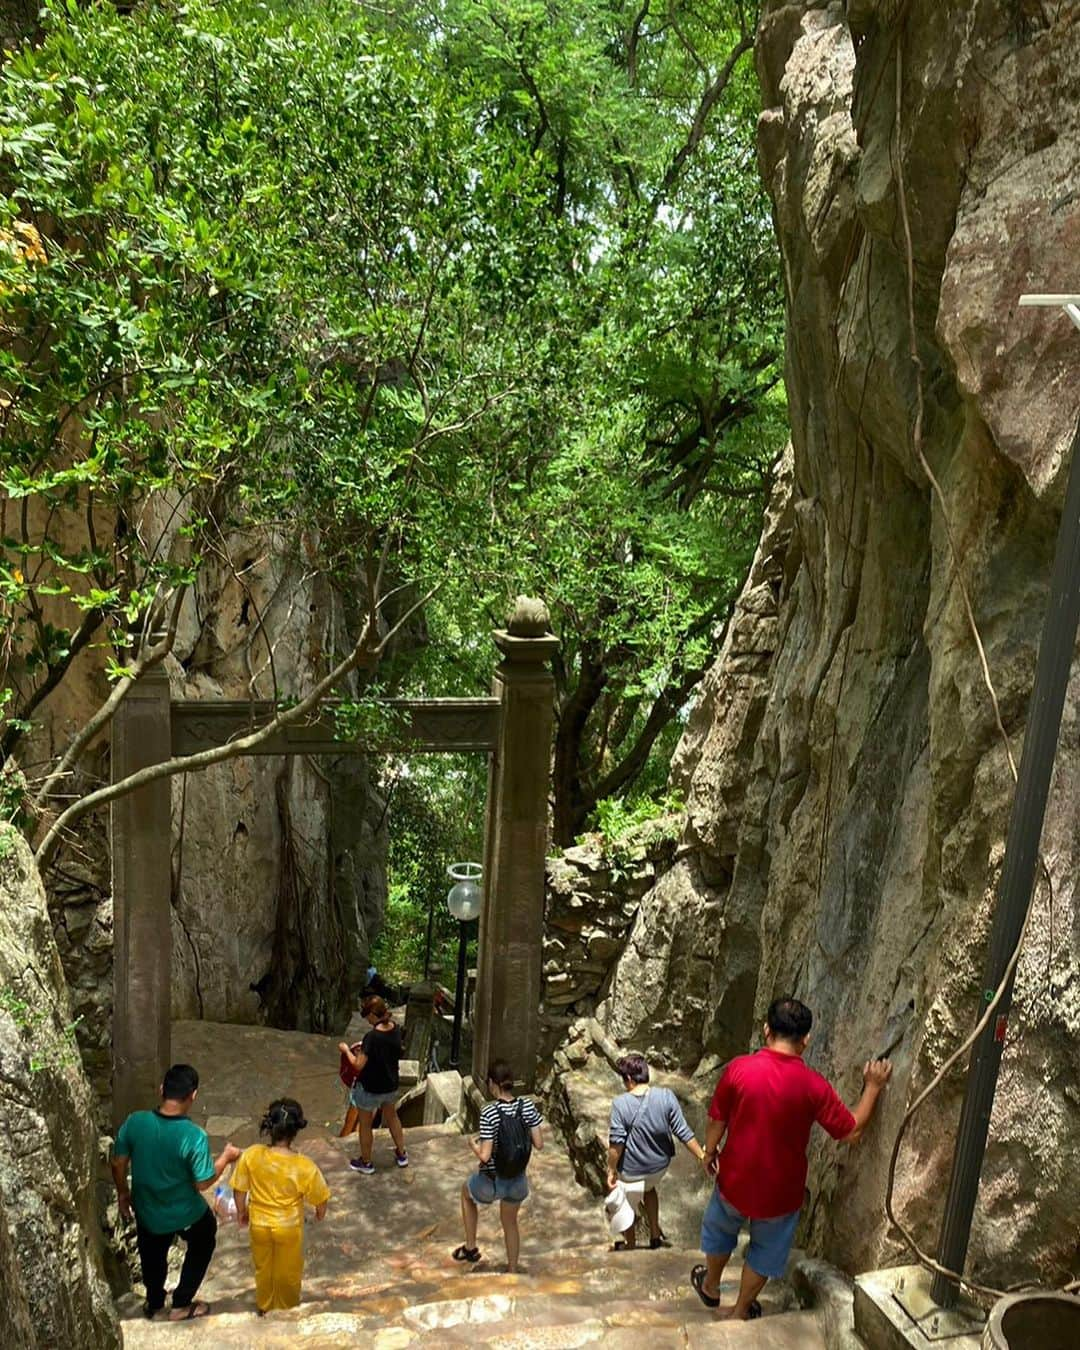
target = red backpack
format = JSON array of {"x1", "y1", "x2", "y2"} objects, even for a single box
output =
[{"x1": 339, "y1": 1043, "x2": 363, "y2": 1089}]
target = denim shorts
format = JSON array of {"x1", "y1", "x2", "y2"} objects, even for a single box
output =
[
  {"x1": 467, "y1": 1171, "x2": 529, "y2": 1205},
  {"x1": 349, "y1": 1084, "x2": 398, "y2": 1112},
  {"x1": 701, "y1": 1188, "x2": 799, "y2": 1280}
]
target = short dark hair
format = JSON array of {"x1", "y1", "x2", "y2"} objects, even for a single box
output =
[
  {"x1": 616, "y1": 1053, "x2": 650, "y2": 1085},
  {"x1": 162, "y1": 1064, "x2": 199, "y2": 1101},
  {"x1": 487, "y1": 1059, "x2": 515, "y2": 1090},
  {"x1": 260, "y1": 1097, "x2": 307, "y2": 1144},
  {"x1": 767, "y1": 997, "x2": 812, "y2": 1040}
]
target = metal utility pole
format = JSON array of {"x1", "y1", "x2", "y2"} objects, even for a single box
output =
[
  {"x1": 449, "y1": 921, "x2": 471, "y2": 1070},
  {"x1": 931, "y1": 295, "x2": 1080, "y2": 1308}
]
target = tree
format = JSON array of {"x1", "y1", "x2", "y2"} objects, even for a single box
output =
[
  {"x1": 0, "y1": 0, "x2": 553, "y2": 856},
  {"x1": 1, "y1": 0, "x2": 785, "y2": 864},
  {"x1": 387, "y1": 0, "x2": 786, "y2": 842}
]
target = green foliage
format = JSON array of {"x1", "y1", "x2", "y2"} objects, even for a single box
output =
[
  {"x1": 592, "y1": 791, "x2": 686, "y2": 850},
  {"x1": 0, "y1": 0, "x2": 558, "y2": 805},
  {"x1": 371, "y1": 755, "x2": 485, "y2": 983},
  {"x1": 585, "y1": 789, "x2": 685, "y2": 878},
  {"x1": 331, "y1": 700, "x2": 410, "y2": 750},
  {"x1": 0, "y1": 761, "x2": 28, "y2": 830},
  {"x1": 0, "y1": 0, "x2": 784, "y2": 854},
  {"x1": 377, "y1": 0, "x2": 786, "y2": 837}
]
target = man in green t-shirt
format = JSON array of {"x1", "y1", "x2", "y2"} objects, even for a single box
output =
[{"x1": 111, "y1": 1063, "x2": 241, "y2": 1321}]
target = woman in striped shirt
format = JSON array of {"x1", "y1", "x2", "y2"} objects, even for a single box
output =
[{"x1": 453, "y1": 1060, "x2": 544, "y2": 1272}]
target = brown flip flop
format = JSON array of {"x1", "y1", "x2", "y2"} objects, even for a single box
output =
[{"x1": 170, "y1": 1301, "x2": 211, "y2": 1321}]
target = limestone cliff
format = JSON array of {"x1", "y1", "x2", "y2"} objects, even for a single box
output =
[
  {"x1": 34, "y1": 527, "x2": 387, "y2": 1108},
  {"x1": 0, "y1": 826, "x2": 119, "y2": 1348},
  {"x1": 166, "y1": 530, "x2": 387, "y2": 1034},
  {"x1": 593, "y1": 0, "x2": 1080, "y2": 1291}
]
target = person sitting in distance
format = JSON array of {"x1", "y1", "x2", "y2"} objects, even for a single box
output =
[
  {"x1": 691, "y1": 996, "x2": 892, "y2": 1320},
  {"x1": 606, "y1": 1052, "x2": 706, "y2": 1250},
  {"x1": 454, "y1": 1060, "x2": 544, "y2": 1273},
  {"x1": 110, "y1": 1063, "x2": 241, "y2": 1322}
]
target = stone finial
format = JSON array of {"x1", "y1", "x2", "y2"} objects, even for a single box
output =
[{"x1": 506, "y1": 595, "x2": 551, "y2": 637}]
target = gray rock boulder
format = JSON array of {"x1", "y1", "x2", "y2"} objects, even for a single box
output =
[{"x1": 0, "y1": 825, "x2": 119, "y2": 1348}]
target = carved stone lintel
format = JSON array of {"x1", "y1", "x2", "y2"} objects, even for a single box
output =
[{"x1": 170, "y1": 697, "x2": 501, "y2": 756}]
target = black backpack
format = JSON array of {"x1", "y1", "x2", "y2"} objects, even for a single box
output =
[{"x1": 493, "y1": 1099, "x2": 532, "y2": 1179}]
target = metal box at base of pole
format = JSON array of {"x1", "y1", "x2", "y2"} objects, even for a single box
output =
[{"x1": 854, "y1": 1266, "x2": 984, "y2": 1350}]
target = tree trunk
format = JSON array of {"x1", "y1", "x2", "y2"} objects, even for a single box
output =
[{"x1": 551, "y1": 655, "x2": 607, "y2": 847}]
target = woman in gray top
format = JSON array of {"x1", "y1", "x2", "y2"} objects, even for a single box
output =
[{"x1": 607, "y1": 1053, "x2": 706, "y2": 1249}]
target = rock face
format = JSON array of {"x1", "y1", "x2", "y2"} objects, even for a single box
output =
[
  {"x1": 593, "y1": 1, "x2": 1080, "y2": 1291},
  {"x1": 0, "y1": 826, "x2": 119, "y2": 1348},
  {"x1": 167, "y1": 538, "x2": 387, "y2": 1033},
  {"x1": 166, "y1": 540, "x2": 386, "y2": 1031},
  {"x1": 34, "y1": 530, "x2": 388, "y2": 1104}
]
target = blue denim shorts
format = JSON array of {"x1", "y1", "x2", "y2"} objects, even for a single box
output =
[
  {"x1": 349, "y1": 1084, "x2": 398, "y2": 1112},
  {"x1": 467, "y1": 1171, "x2": 529, "y2": 1205},
  {"x1": 701, "y1": 1188, "x2": 799, "y2": 1279}
]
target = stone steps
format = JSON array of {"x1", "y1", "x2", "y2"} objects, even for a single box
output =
[
  {"x1": 121, "y1": 1258, "x2": 825, "y2": 1347},
  {"x1": 118, "y1": 1029, "x2": 833, "y2": 1348},
  {"x1": 119, "y1": 1126, "x2": 826, "y2": 1347},
  {"x1": 122, "y1": 1304, "x2": 825, "y2": 1348}
]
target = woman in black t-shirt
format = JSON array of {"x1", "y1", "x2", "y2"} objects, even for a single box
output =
[{"x1": 338, "y1": 995, "x2": 408, "y2": 1174}]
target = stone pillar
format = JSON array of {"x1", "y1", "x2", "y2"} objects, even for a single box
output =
[
  {"x1": 403, "y1": 980, "x2": 435, "y2": 1080},
  {"x1": 110, "y1": 663, "x2": 172, "y2": 1127},
  {"x1": 472, "y1": 599, "x2": 557, "y2": 1090}
]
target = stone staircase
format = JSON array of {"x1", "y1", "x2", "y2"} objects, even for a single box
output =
[{"x1": 119, "y1": 1122, "x2": 830, "y2": 1348}]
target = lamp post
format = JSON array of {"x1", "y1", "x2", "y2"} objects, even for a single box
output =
[
  {"x1": 446, "y1": 862, "x2": 482, "y2": 1071},
  {"x1": 929, "y1": 293, "x2": 1080, "y2": 1309}
]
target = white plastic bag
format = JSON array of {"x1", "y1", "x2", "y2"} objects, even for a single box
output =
[{"x1": 213, "y1": 1179, "x2": 237, "y2": 1222}]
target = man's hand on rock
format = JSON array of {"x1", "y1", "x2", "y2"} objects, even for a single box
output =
[{"x1": 863, "y1": 1059, "x2": 893, "y2": 1089}]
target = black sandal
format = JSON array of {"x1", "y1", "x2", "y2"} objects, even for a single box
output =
[
  {"x1": 452, "y1": 1245, "x2": 481, "y2": 1263},
  {"x1": 690, "y1": 1264, "x2": 720, "y2": 1308},
  {"x1": 748, "y1": 1300, "x2": 762, "y2": 1319}
]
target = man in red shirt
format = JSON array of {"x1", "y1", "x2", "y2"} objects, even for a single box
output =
[{"x1": 690, "y1": 997, "x2": 892, "y2": 1319}]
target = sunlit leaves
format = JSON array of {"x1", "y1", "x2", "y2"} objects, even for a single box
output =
[{"x1": 0, "y1": 0, "x2": 784, "y2": 837}]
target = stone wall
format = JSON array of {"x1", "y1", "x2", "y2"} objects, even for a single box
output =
[
  {"x1": 0, "y1": 826, "x2": 119, "y2": 1348},
  {"x1": 541, "y1": 832, "x2": 676, "y2": 1061},
  {"x1": 590, "y1": 0, "x2": 1080, "y2": 1292}
]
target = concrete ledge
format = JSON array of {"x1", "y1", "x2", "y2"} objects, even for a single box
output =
[
  {"x1": 424, "y1": 1069, "x2": 464, "y2": 1125},
  {"x1": 854, "y1": 1266, "x2": 983, "y2": 1350},
  {"x1": 461, "y1": 1074, "x2": 486, "y2": 1131}
]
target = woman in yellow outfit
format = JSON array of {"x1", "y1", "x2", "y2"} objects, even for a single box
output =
[{"x1": 232, "y1": 1098, "x2": 330, "y2": 1313}]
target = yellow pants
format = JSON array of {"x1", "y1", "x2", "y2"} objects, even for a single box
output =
[{"x1": 249, "y1": 1224, "x2": 304, "y2": 1310}]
